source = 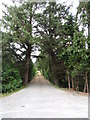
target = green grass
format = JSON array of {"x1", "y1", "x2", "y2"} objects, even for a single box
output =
[{"x1": 0, "y1": 85, "x2": 28, "y2": 97}]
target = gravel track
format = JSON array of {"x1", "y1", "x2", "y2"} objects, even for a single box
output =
[{"x1": 0, "y1": 75, "x2": 88, "y2": 118}]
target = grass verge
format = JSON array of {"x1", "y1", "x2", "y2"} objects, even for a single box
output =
[{"x1": 0, "y1": 85, "x2": 28, "y2": 97}]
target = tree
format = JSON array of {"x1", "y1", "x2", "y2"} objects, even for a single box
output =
[
  {"x1": 35, "y1": 2, "x2": 70, "y2": 85},
  {"x1": 76, "y1": 1, "x2": 90, "y2": 92},
  {"x1": 1, "y1": 1, "x2": 39, "y2": 85},
  {"x1": 77, "y1": 1, "x2": 90, "y2": 47},
  {"x1": 58, "y1": 13, "x2": 75, "y2": 89},
  {"x1": 65, "y1": 30, "x2": 89, "y2": 92}
]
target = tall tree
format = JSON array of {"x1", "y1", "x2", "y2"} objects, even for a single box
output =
[
  {"x1": 76, "y1": 1, "x2": 90, "y2": 92},
  {"x1": 1, "y1": 1, "x2": 39, "y2": 85},
  {"x1": 35, "y1": 2, "x2": 70, "y2": 85}
]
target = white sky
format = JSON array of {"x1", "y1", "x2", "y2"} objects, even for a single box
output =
[
  {"x1": 0, "y1": 0, "x2": 79, "y2": 18},
  {"x1": 0, "y1": 0, "x2": 80, "y2": 63}
]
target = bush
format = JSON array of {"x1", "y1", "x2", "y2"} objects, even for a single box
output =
[
  {"x1": 28, "y1": 62, "x2": 37, "y2": 82},
  {"x1": 2, "y1": 65, "x2": 22, "y2": 93}
]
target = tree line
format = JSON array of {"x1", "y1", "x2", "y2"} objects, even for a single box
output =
[{"x1": 0, "y1": 0, "x2": 90, "y2": 93}]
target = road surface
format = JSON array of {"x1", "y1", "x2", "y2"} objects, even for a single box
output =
[{"x1": 0, "y1": 75, "x2": 88, "y2": 118}]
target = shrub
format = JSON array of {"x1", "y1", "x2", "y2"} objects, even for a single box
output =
[
  {"x1": 28, "y1": 62, "x2": 37, "y2": 82},
  {"x1": 2, "y1": 65, "x2": 22, "y2": 93}
]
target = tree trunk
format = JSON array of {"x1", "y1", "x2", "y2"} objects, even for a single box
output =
[
  {"x1": 52, "y1": 66, "x2": 58, "y2": 86},
  {"x1": 67, "y1": 72, "x2": 71, "y2": 89},
  {"x1": 75, "y1": 79, "x2": 79, "y2": 92},
  {"x1": 84, "y1": 79, "x2": 87, "y2": 93},
  {"x1": 72, "y1": 78, "x2": 74, "y2": 90},
  {"x1": 49, "y1": 55, "x2": 52, "y2": 75},
  {"x1": 23, "y1": 3, "x2": 33, "y2": 86},
  {"x1": 84, "y1": 72, "x2": 88, "y2": 93},
  {"x1": 86, "y1": 72, "x2": 88, "y2": 93},
  {"x1": 50, "y1": 54, "x2": 58, "y2": 85},
  {"x1": 23, "y1": 45, "x2": 31, "y2": 86}
]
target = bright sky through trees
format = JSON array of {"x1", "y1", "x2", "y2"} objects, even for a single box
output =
[
  {"x1": 0, "y1": 0, "x2": 88, "y2": 63},
  {"x1": 1, "y1": 0, "x2": 89, "y2": 93},
  {"x1": 0, "y1": 0, "x2": 79, "y2": 18}
]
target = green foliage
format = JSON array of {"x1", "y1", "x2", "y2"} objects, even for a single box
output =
[
  {"x1": 1, "y1": 1, "x2": 40, "y2": 87},
  {"x1": 28, "y1": 62, "x2": 37, "y2": 82},
  {"x1": 35, "y1": 2, "x2": 71, "y2": 86},
  {"x1": 36, "y1": 55, "x2": 53, "y2": 83},
  {"x1": 1, "y1": 1, "x2": 89, "y2": 93},
  {"x1": 2, "y1": 65, "x2": 22, "y2": 93}
]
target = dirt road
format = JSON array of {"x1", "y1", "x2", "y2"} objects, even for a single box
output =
[{"x1": 0, "y1": 75, "x2": 88, "y2": 118}]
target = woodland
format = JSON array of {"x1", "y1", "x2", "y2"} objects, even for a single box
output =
[{"x1": 0, "y1": 0, "x2": 90, "y2": 94}]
